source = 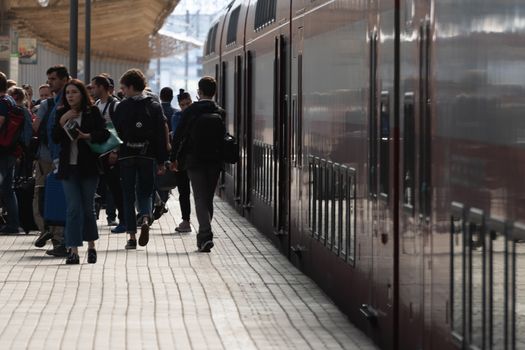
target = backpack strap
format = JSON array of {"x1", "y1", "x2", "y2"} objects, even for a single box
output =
[
  {"x1": 101, "y1": 97, "x2": 112, "y2": 118},
  {"x1": 108, "y1": 97, "x2": 117, "y2": 122}
]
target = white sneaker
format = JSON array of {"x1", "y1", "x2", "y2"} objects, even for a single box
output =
[{"x1": 175, "y1": 220, "x2": 191, "y2": 233}]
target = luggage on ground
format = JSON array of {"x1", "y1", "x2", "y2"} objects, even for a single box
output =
[
  {"x1": 14, "y1": 176, "x2": 38, "y2": 233},
  {"x1": 44, "y1": 172, "x2": 67, "y2": 226}
]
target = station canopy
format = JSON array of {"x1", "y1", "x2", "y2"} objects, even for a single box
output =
[{"x1": 3, "y1": 0, "x2": 202, "y2": 63}]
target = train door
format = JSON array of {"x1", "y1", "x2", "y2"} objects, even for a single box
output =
[
  {"x1": 363, "y1": 3, "x2": 399, "y2": 348},
  {"x1": 233, "y1": 54, "x2": 243, "y2": 208},
  {"x1": 273, "y1": 32, "x2": 291, "y2": 248},
  {"x1": 289, "y1": 13, "x2": 304, "y2": 262},
  {"x1": 242, "y1": 50, "x2": 253, "y2": 213},
  {"x1": 398, "y1": 1, "x2": 432, "y2": 349}
]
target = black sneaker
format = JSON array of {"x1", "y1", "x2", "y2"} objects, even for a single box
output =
[
  {"x1": 198, "y1": 240, "x2": 214, "y2": 253},
  {"x1": 153, "y1": 205, "x2": 165, "y2": 220},
  {"x1": 46, "y1": 245, "x2": 68, "y2": 257},
  {"x1": 138, "y1": 217, "x2": 150, "y2": 247},
  {"x1": 34, "y1": 231, "x2": 52, "y2": 248},
  {"x1": 87, "y1": 248, "x2": 97, "y2": 263},
  {"x1": 125, "y1": 239, "x2": 137, "y2": 250},
  {"x1": 65, "y1": 252, "x2": 79, "y2": 265}
]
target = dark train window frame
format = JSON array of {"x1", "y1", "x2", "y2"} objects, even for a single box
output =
[
  {"x1": 379, "y1": 90, "x2": 390, "y2": 198},
  {"x1": 254, "y1": 0, "x2": 277, "y2": 32},
  {"x1": 368, "y1": 29, "x2": 378, "y2": 198},
  {"x1": 226, "y1": 6, "x2": 241, "y2": 46},
  {"x1": 450, "y1": 204, "x2": 519, "y2": 350},
  {"x1": 486, "y1": 217, "x2": 510, "y2": 350},
  {"x1": 307, "y1": 157, "x2": 356, "y2": 265},
  {"x1": 418, "y1": 18, "x2": 432, "y2": 218},
  {"x1": 206, "y1": 23, "x2": 219, "y2": 56},
  {"x1": 467, "y1": 208, "x2": 485, "y2": 350},
  {"x1": 510, "y1": 222, "x2": 525, "y2": 350},
  {"x1": 450, "y1": 202, "x2": 466, "y2": 344},
  {"x1": 403, "y1": 92, "x2": 415, "y2": 213}
]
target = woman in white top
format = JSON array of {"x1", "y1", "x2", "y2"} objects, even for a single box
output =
[{"x1": 52, "y1": 79, "x2": 109, "y2": 264}]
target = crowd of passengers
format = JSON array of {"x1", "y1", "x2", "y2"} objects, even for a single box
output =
[{"x1": 0, "y1": 65, "x2": 226, "y2": 264}]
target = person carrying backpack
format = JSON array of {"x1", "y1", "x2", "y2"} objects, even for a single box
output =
[
  {"x1": 113, "y1": 69, "x2": 168, "y2": 250},
  {"x1": 31, "y1": 65, "x2": 69, "y2": 256},
  {"x1": 170, "y1": 76, "x2": 226, "y2": 253},
  {"x1": 92, "y1": 74, "x2": 125, "y2": 234},
  {"x1": 0, "y1": 72, "x2": 23, "y2": 234}
]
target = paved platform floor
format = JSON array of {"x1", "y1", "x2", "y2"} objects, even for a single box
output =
[{"x1": 0, "y1": 196, "x2": 378, "y2": 350}]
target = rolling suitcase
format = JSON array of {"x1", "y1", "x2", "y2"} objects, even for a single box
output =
[{"x1": 44, "y1": 172, "x2": 66, "y2": 226}]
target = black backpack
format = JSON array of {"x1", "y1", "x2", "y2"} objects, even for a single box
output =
[
  {"x1": 123, "y1": 99, "x2": 155, "y2": 153},
  {"x1": 188, "y1": 112, "x2": 226, "y2": 162},
  {"x1": 223, "y1": 133, "x2": 239, "y2": 164}
]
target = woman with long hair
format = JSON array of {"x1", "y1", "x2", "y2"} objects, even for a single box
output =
[{"x1": 52, "y1": 79, "x2": 109, "y2": 264}]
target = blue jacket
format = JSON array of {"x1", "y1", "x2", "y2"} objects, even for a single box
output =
[{"x1": 47, "y1": 92, "x2": 62, "y2": 160}]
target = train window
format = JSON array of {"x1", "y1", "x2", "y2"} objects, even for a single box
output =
[
  {"x1": 252, "y1": 141, "x2": 275, "y2": 205},
  {"x1": 318, "y1": 160, "x2": 326, "y2": 242},
  {"x1": 418, "y1": 19, "x2": 432, "y2": 218},
  {"x1": 403, "y1": 92, "x2": 415, "y2": 211},
  {"x1": 205, "y1": 27, "x2": 213, "y2": 55},
  {"x1": 326, "y1": 162, "x2": 335, "y2": 249},
  {"x1": 348, "y1": 168, "x2": 356, "y2": 262},
  {"x1": 451, "y1": 206, "x2": 517, "y2": 349},
  {"x1": 368, "y1": 30, "x2": 378, "y2": 197},
  {"x1": 450, "y1": 202, "x2": 465, "y2": 342},
  {"x1": 307, "y1": 158, "x2": 356, "y2": 262},
  {"x1": 317, "y1": 160, "x2": 324, "y2": 240},
  {"x1": 512, "y1": 222, "x2": 525, "y2": 349},
  {"x1": 254, "y1": 0, "x2": 276, "y2": 31},
  {"x1": 221, "y1": 61, "x2": 227, "y2": 111},
  {"x1": 206, "y1": 24, "x2": 219, "y2": 55},
  {"x1": 487, "y1": 218, "x2": 508, "y2": 350},
  {"x1": 226, "y1": 6, "x2": 240, "y2": 45},
  {"x1": 210, "y1": 23, "x2": 218, "y2": 54},
  {"x1": 468, "y1": 209, "x2": 485, "y2": 349},
  {"x1": 309, "y1": 158, "x2": 315, "y2": 233},
  {"x1": 338, "y1": 169, "x2": 346, "y2": 259},
  {"x1": 332, "y1": 166, "x2": 340, "y2": 254},
  {"x1": 313, "y1": 159, "x2": 319, "y2": 238},
  {"x1": 379, "y1": 91, "x2": 390, "y2": 197}
]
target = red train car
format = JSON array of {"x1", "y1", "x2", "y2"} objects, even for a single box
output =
[{"x1": 203, "y1": 1, "x2": 525, "y2": 349}]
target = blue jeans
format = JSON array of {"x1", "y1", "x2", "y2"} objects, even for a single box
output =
[
  {"x1": 119, "y1": 157, "x2": 155, "y2": 233},
  {"x1": 62, "y1": 167, "x2": 99, "y2": 247},
  {"x1": 0, "y1": 155, "x2": 19, "y2": 231}
]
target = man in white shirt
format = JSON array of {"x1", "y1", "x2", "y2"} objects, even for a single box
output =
[{"x1": 92, "y1": 75, "x2": 125, "y2": 233}]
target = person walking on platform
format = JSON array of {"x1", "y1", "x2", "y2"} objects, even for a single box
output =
[
  {"x1": 52, "y1": 79, "x2": 109, "y2": 264},
  {"x1": 0, "y1": 72, "x2": 21, "y2": 234},
  {"x1": 171, "y1": 89, "x2": 193, "y2": 233},
  {"x1": 160, "y1": 87, "x2": 175, "y2": 133},
  {"x1": 32, "y1": 65, "x2": 69, "y2": 256},
  {"x1": 113, "y1": 69, "x2": 168, "y2": 250},
  {"x1": 92, "y1": 75, "x2": 125, "y2": 233},
  {"x1": 7, "y1": 86, "x2": 35, "y2": 175},
  {"x1": 171, "y1": 77, "x2": 226, "y2": 252}
]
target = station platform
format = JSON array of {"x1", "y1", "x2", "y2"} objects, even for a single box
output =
[{"x1": 0, "y1": 196, "x2": 378, "y2": 350}]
